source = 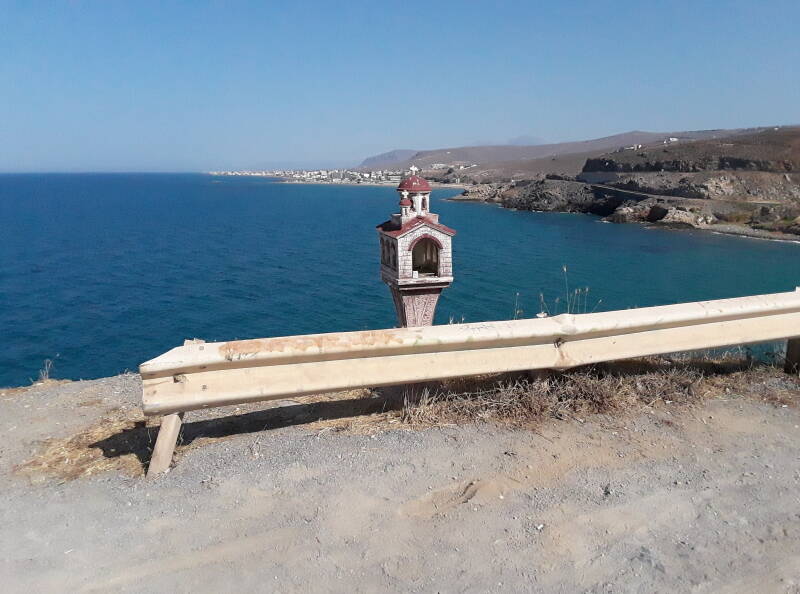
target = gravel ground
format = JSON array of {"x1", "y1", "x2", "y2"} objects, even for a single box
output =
[{"x1": 1, "y1": 375, "x2": 800, "y2": 593}]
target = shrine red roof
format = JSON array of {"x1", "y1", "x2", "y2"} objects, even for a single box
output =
[
  {"x1": 397, "y1": 175, "x2": 431, "y2": 192},
  {"x1": 376, "y1": 216, "x2": 456, "y2": 238}
]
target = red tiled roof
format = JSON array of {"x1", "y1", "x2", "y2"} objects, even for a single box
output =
[
  {"x1": 376, "y1": 216, "x2": 456, "y2": 238},
  {"x1": 397, "y1": 175, "x2": 431, "y2": 192}
]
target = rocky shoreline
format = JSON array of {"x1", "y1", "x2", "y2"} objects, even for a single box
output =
[
  {"x1": 452, "y1": 175, "x2": 800, "y2": 242},
  {"x1": 448, "y1": 127, "x2": 800, "y2": 242}
]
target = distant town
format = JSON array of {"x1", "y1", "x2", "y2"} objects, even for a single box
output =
[
  {"x1": 207, "y1": 163, "x2": 476, "y2": 185},
  {"x1": 208, "y1": 168, "x2": 408, "y2": 184}
]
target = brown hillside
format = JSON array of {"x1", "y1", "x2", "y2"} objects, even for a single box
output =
[
  {"x1": 583, "y1": 127, "x2": 800, "y2": 173},
  {"x1": 360, "y1": 128, "x2": 772, "y2": 173}
]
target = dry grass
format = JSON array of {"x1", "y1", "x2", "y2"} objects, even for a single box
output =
[
  {"x1": 1, "y1": 379, "x2": 71, "y2": 398},
  {"x1": 15, "y1": 409, "x2": 151, "y2": 481},
  {"x1": 14, "y1": 390, "x2": 383, "y2": 482},
  {"x1": 38, "y1": 359, "x2": 54, "y2": 382},
  {"x1": 401, "y1": 355, "x2": 799, "y2": 427}
]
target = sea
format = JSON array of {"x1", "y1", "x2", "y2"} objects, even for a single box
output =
[{"x1": 3, "y1": 173, "x2": 800, "y2": 387}]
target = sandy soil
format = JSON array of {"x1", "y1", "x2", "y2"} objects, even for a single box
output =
[{"x1": 2, "y1": 375, "x2": 800, "y2": 593}]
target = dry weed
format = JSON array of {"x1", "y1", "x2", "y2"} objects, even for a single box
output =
[
  {"x1": 400, "y1": 356, "x2": 788, "y2": 427},
  {"x1": 15, "y1": 409, "x2": 150, "y2": 481}
]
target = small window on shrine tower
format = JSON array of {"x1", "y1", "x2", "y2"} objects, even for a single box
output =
[{"x1": 412, "y1": 238, "x2": 439, "y2": 276}]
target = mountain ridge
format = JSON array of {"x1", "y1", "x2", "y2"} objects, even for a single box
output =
[
  {"x1": 359, "y1": 149, "x2": 418, "y2": 169},
  {"x1": 358, "y1": 128, "x2": 770, "y2": 172}
]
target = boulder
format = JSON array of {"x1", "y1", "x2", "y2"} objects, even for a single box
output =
[
  {"x1": 646, "y1": 204, "x2": 670, "y2": 222},
  {"x1": 653, "y1": 207, "x2": 715, "y2": 228}
]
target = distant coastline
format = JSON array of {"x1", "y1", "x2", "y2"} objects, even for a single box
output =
[
  {"x1": 209, "y1": 127, "x2": 800, "y2": 244},
  {"x1": 274, "y1": 179, "x2": 462, "y2": 190},
  {"x1": 207, "y1": 172, "x2": 461, "y2": 190}
]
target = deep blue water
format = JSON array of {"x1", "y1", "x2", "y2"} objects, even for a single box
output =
[{"x1": 2, "y1": 173, "x2": 800, "y2": 386}]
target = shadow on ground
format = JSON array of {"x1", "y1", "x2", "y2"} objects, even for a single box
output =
[
  {"x1": 17, "y1": 356, "x2": 775, "y2": 480},
  {"x1": 90, "y1": 392, "x2": 405, "y2": 472}
]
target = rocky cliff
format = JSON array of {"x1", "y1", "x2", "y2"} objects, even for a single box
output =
[
  {"x1": 500, "y1": 179, "x2": 614, "y2": 215},
  {"x1": 583, "y1": 128, "x2": 800, "y2": 236},
  {"x1": 502, "y1": 129, "x2": 800, "y2": 235},
  {"x1": 457, "y1": 179, "x2": 619, "y2": 217},
  {"x1": 461, "y1": 180, "x2": 800, "y2": 237},
  {"x1": 453, "y1": 127, "x2": 800, "y2": 240}
]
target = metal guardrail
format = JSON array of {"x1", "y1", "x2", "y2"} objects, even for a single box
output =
[{"x1": 141, "y1": 288, "x2": 800, "y2": 475}]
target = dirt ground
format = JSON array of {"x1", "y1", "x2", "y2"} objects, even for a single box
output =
[{"x1": 2, "y1": 373, "x2": 800, "y2": 593}]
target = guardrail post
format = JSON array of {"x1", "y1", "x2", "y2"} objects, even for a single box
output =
[
  {"x1": 785, "y1": 338, "x2": 800, "y2": 374},
  {"x1": 146, "y1": 338, "x2": 203, "y2": 477},
  {"x1": 147, "y1": 412, "x2": 183, "y2": 476}
]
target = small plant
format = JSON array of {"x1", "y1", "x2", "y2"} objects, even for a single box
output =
[
  {"x1": 448, "y1": 314, "x2": 466, "y2": 325},
  {"x1": 511, "y1": 266, "x2": 603, "y2": 320},
  {"x1": 559, "y1": 265, "x2": 599, "y2": 314},
  {"x1": 512, "y1": 292, "x2": 523, "y2": 320},
  {"x1": 38, "y1": 359, "x2": 54, "y2": 382}
]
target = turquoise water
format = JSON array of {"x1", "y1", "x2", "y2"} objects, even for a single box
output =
[{"x1": 2, "y1": 173, "x2": 800, "y2": 386}]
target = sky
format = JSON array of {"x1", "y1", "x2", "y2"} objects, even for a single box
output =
[{"x1": 1, "y1": 0, "x2": 798, "y2": 172}]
